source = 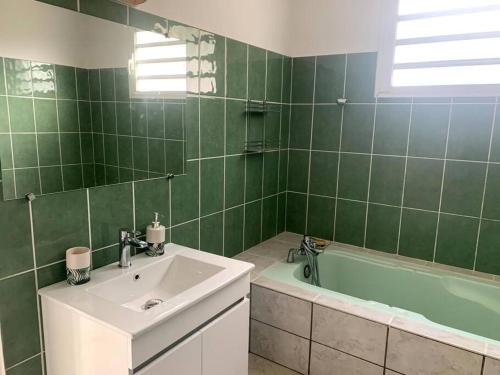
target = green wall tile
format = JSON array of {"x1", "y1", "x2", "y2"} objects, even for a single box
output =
[
  {"x1": 89, "y1": 70, "x2": 101, "y2": 101},
  {"x1": 248, "y1": 46, "x2": 266, "y2": 101},
  {"x1": 37, "y1": 0, "x2": 77, "y2": 11},
  {"x1": 0, "y1": 134, "x2": 13, "y2": 168},
  {"x1": 483, "y1": 164, "x2": 500, "y2": 220},
  {"x1": 134, "y1": 178, "x2": 170, "y2": 234},
  {"x1": 10, "y1": 97, "x2": 35, "y2": 132},
  {"x1": 404, "y1": 158, "x2": 444, "y2": 211},
  {"x1": 40, "y1": 166, "x2": 62, "y2": 194},
  {"x1": 369, "y1": 155, "x2": 405, "y2": 206},
  {"x1": 33, "y1": 190, "x2": 89, "y2": 265},
  {"x1": 37, "y1": 133, "x2": 61, "y2": 166},
  {"x1": 114, "y1": 68, "x2": 129, "y2": 102},
  {"x1": 292, "y1": 56, "x2": 315, "y2": 104},
  {"x1": 200, "y1": 157, "x2": 224, "y2": 216},
  {"x1": 172, "y1": 220, "x2": 199, "y2": 249},
  {"x1": 60, "y1": 133, "x2": 82, "y2": 164},
  {"x1": 89, "y1": 183, "x2": 133, "y2": 249},
  {"x1": 245, "y1": 154, "x2": 263, "y2": 201},
  {"x1": 441, "y1": 161, "x2": 486, "y2": 217},
  {"x1": 102, "y1": 102, "x2": 117, "y2": 134},
  {"x1": 15, "y1": 168, "x2": 41, "y2": 197},
  {"x1": 307, "y1": 195, "x2": 335, "y2": 240},
  {"x1": 312, "y1": 105, "x2": 341, "y2": 151},
  {"x1": 341, "y1": 104, "x2": 375, "y2": 153},
  {"x1": 37, "y1": 261, "x2": 66, "y2": 289},
  {"x1": 34, "y1": 99, "x2": 57, "y2": 133},
  {"x1": 58, "y1": 100, "x2": 79, "y2": 132},
  {"x1": 76, "y1": 68, "x2": 90, "y2": 101},
  {"x1": 225, "y1": 99, "x2": 246, "y2": 155},
  {"x1": 6, "y1": 353, "x2": 42, "y2": 375},
  {"x1": 116, "y1": 103, "x2": 131, "y2": 135},
  {"x1": 5, "y1": 58, "x2": 32, "y2": 96},
  {"x1": 92, "y1": 245, "x2": 119, "y2": 269},
  {"x1": 335, "y1": 199, "x2": 366, "y2": 246},
  {"x1": 287, "y1": 150, "x2": 309, "y2": 193},
  {"x1": 55, "y1": 65, "x2": 76, "y2": 100},
  {"x1": 129, "y1": 8, "x2": 167, "y2": 32},
  {"x1": 277, "y1": 193, "x2": 286, "y2": 233},
  {"x1": 0, "y1": 58, "x2": 5, "y2": 95},
  {"x1": 32, "y1": 62, "x2": 55, "y2": 99},
  {"x1": 399, "y1": 209, "x2": 437, "y2": 261},
  {"x1": 100, "y1": 69, "x2": 115, "y2": 102},
  {"x1": 12, "y1": 134, "x2": 38, "y2": 168},
  {"x1": 165, "y1": 103, "x2": 184, "y2": 140},
  {"x1": 338, "y1": 153, "x2": 370, "y2": 201},
  {"x1": 200, "y1": 213, "x2": 223, "y2": 256},
  {"x1": 244, "y1": 200, "x2": 262, "y2": 249},
  {"x1": 435, "y1": 214, "x2": 479, "y2": 269},
  {"x1": 80, "y1": 0, "x2": 128, "y2": 25},
  {"x1": 315, "y1": 54, "x2": 346, "y2": 104},
  {"x1": 309, "y1": 151, "x2": 337, "y2": 197},
  {"x1": 224, "y1": 206, "x2": 244, "y2": 257},
  {"x1": 345, "y1": 52, "x2": 376, "y2": 103},
  {"x1": 225, "y1": 155, "x2": 245, "y2": 208},
  {"x1": 490, "y1": 107, "x2": 500, "y2": 162},
  {"x1": 171, "y1": 160, "x2": 199, "y2": 225},
  {"x1": 289, "y1": 105, "x2": 312, "y2": 149},
  {"x1": 0, "y1": 199, "x2": 32, "y2": 279},
  {"x1": 266, "y1": 52, "x2": 282, "y2": 103},
  {"x1": 286, "y1": 192, "x2": 307, "y2": 234},
  {"x1": 476, "y1": 220, "x2": 500, "y2": 275},
  {"x1": 0, "y1": 96, "x2": 8, "y2": 132},
  {"x1": 282, "y1": 57, "x2": 292, "y2": 104},
  {"x1": 226, "y1": 39, "x2": 248, "y2": 99},
  {"x1": 365, "y1": 204, "x2": 400, "y2": 253},
  {"x1": 200, "y1": 98, "x2": 224, "y2": 157},
  {"x1": 262, "y1": 195, "x2": 278, "y2": 241},
  {"x1": 0, "y1": 272, "x2": 40, "y2": 368},
  {"x1": 408, "y1": 104, "x2": 449, "y2": 158},
  {"x1": 447, "y1": 104, "x2": 494, "y2": 161},
  {"x1": 373, "y1": 104, "x2": 411, "y2": 156},
  {"x1": 263, "y1": 151, "x2": 279, "y2": 197},
  {"x1": 200, "y1": 33, "x2": 225, "y2": 96}
]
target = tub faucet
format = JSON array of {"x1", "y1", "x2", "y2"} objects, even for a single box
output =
[
  {"x1": 118, "y1": 229, "x2": 148, "y2": 268},
  {"x1": 287, "y1": 235, "x2": 325, "y2": 263}
]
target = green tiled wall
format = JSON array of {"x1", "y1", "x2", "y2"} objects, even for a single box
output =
[
  {"x1": 0, "y1": 59, "x2": 186, "y2": 200},
  {"x1": 286, "y1": 52, "x2": 500, "y2": 276},
  {"x1": 0, "y1": 1, "x2": 290, "y2": 373}
]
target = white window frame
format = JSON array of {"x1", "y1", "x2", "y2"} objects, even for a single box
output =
[
  {"x1": 375, "y1": 0, "x2": 500, "y2": 97},
  {"x1": 128, "y1": 31, "x2": 187, "y2": 100}
]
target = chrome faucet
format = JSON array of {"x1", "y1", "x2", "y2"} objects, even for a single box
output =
[{"x1": 118, "y1": 229, "x2": 148, "y2": 268}]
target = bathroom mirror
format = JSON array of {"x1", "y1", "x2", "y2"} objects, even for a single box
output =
[{"x1": 0, "y1": 0, "x2": 195, "y2": 201}]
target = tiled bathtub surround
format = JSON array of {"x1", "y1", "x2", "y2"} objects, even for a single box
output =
[
  {"x1": 286, "y1": 52, "x2": 500, "y2": 276},
  {"x1": 0, "y1": 0, "x2": 291, "y2": 373},
  {"x1": 250, "y1": 276, "x2": 500, "y2": 375}
]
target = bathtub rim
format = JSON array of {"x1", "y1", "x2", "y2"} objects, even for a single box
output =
[{"x1": 255, "y1": 241, "x2": 500, "y2": 362}]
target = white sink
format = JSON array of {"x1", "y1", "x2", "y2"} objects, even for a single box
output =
[
  {"x1": 87, "y1": 255, "x2": 225, "y2": 312},
  {"x1": 39, "y1": 243, "x2": 254, "y2": 337}
]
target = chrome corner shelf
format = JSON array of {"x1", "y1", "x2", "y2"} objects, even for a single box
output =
[
  {"x1": 245, "y1": 100, "x2": 281, "y2": 114},
  {"x1": 244, "y1": 141, "x2": 280, "y2": 154}
]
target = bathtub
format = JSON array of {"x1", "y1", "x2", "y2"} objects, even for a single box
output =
[{"x1": 249, "y1": 243, "x2": 500, "y2": 374}]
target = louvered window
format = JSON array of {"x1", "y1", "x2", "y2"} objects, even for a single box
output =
[
  {"x1": 129, "y1": 31, "x2": 187, "y2": 98},
  {"x1": 376, "y1": 0, "x2": 500, "y2": 97}
]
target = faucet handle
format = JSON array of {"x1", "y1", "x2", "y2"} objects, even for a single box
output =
[{"x1": 119, "y1": 229, "x2": 141, "y2": 241}]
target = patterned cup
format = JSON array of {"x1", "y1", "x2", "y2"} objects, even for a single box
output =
[{"x1": 66, "y1": 247, "x2": 91, "y2": 286}]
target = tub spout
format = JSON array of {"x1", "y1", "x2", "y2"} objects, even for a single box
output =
[{"x1": 287, "y1": 248, "x2": 296, "y2": 263}]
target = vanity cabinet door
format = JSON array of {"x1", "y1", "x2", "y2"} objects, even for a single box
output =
[
  {"x1": 136, "y1": 332, "x2": 202, "y2": 375},
  {"x1": 201, "y1": 299, "x2": 250, "y2": 375}
]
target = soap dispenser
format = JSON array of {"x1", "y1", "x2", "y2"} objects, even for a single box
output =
[{"x1": 146, "y1": 212, "x2": 166, "y2": 256}]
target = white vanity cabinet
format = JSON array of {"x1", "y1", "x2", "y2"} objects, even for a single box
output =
[
  {"x1": 137, "y1": 299, "x2": 249, "y2": 375},
  {"x1": 40, "y1": 246, "x2": 254, "y2": 375}
]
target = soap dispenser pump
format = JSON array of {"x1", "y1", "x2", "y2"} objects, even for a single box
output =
[{"x1": 146, "y1": 212, "x2": 166, "y2": 256}]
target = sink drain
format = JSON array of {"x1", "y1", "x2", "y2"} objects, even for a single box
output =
[{"x1": 143, "y1": 299, "x2": 164, "y2": 310}]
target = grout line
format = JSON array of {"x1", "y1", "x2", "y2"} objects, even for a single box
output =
[
  {"x1": 396, "y1": 98, "x2": 414, "y2": 254},
  {"x1": 222, "y1": 36, "x2": 228, "y2": 256},
  {"x1": 473, "y1": 104, "x2": 498, "y2": 270},
  {"x1": 275, "y1": 55, "x2": 284, "y2": 235},
  {"x1": 112, "y1": 69, "x2": 121, "y2": 183},
  {"x1": 304, "y1": 56, "x2": 318, "y2": 234},
  {"x1": 75, "y1": 67, "x2": 86, "y2": 186},
  {"x1": 284, "y1": 58, "x2": 294, "y2": 232},
  {"x1": 260, "y1": 50, "x2": 268, "y2": 243},
  {"x1": 30, "y1": 65, "x2": 44, "y2": 195},
  {"x1": 52, "y1": 65, "x2": 65, "y2": 192},
  {"x1": 332, "y1": 54, "x2": 348, "y2": 241},
  {"x1": 242, "y1": 43, "x2": 249, "y2": 250},
  {"x1": 432, "y1": 103, "x2": 453, "y2": 262},
  {"x1": 362, "y1": 98, "x2": 378, "y2": 247},
  {"x1": 28, "y1": 201, "x2": 46, "y2": 375},
  {"x1": 2, "y1": 58, "x2": 17, "y2": 199}
]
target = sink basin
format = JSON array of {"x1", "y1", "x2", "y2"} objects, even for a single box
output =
[
  {"x1": 38, "y1": 243, "x2": 254, "y2": 337},
  {"x1": 87, "y1": 255, "x2": 224, "y2": 312}
]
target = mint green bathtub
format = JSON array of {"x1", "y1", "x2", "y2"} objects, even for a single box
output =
[{"x1": 262, "y1": 246, "x2": 500, "y2": 343}]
